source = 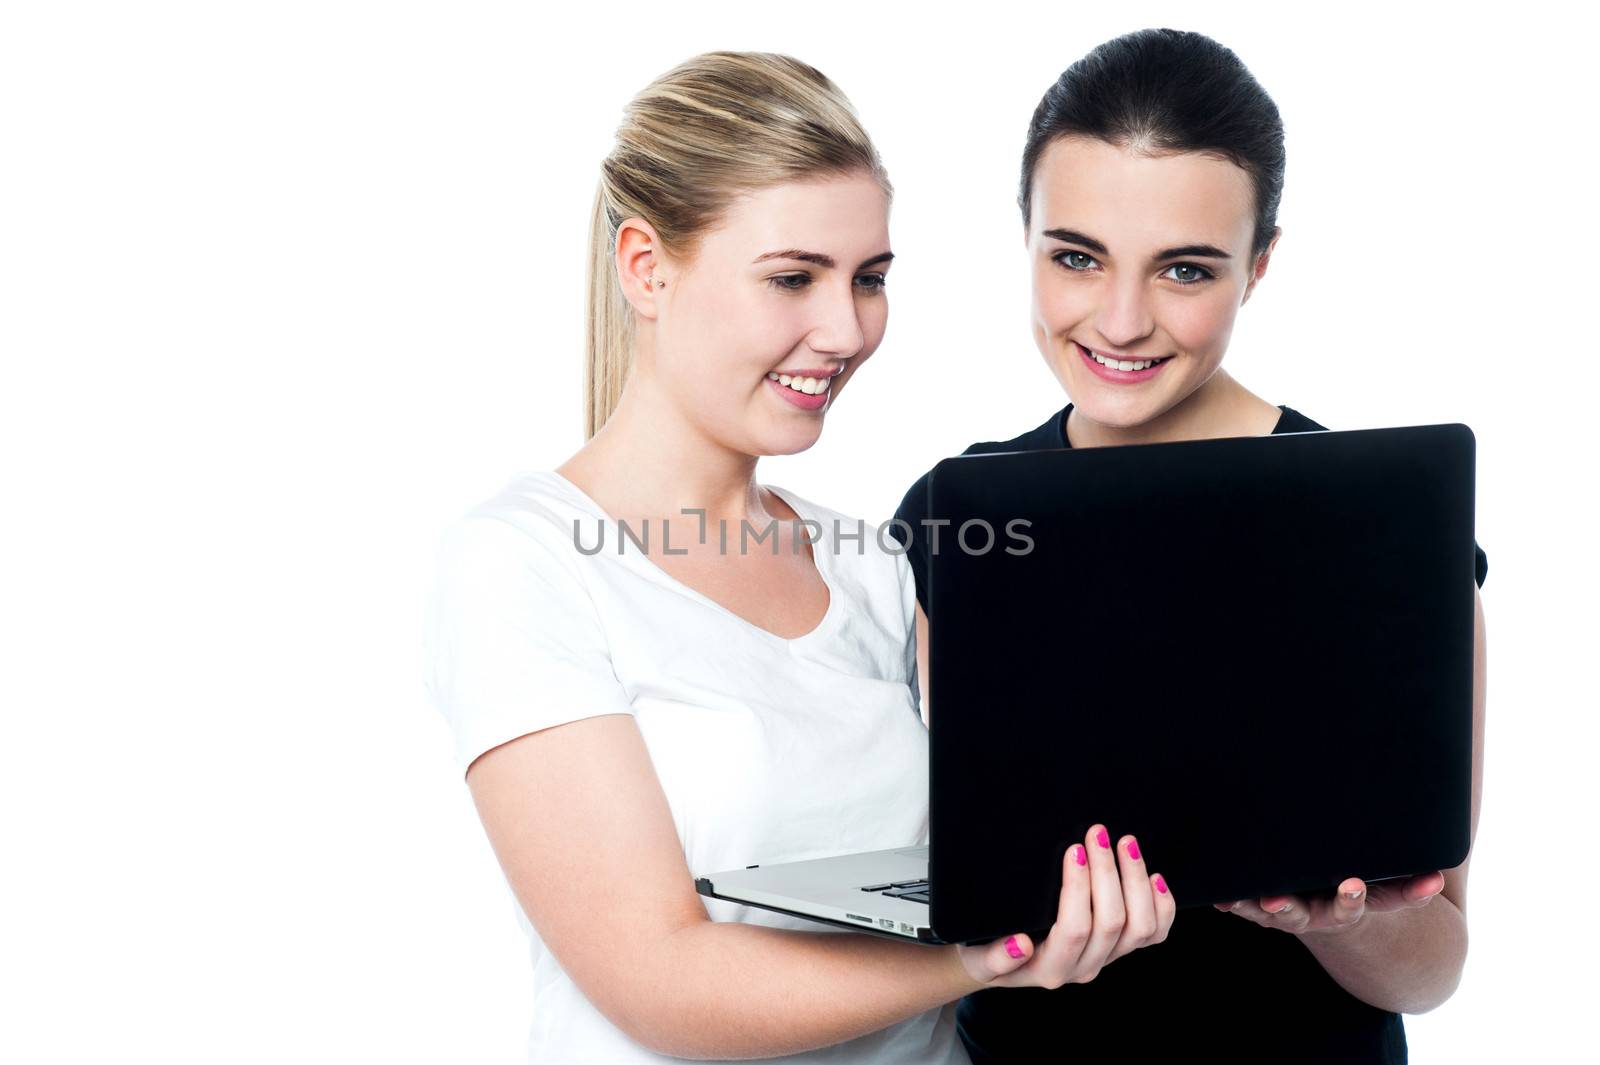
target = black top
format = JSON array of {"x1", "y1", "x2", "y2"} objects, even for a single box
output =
[{"x1": 890, "y1": 402, "x2": 1487, "y2": 1065}]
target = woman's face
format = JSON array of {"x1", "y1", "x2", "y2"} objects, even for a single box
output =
[
  {"x1": 648, "y1": 171, "x2": 892, "y2": 457},
  {"x1": 1025, "y1": 134, "x2": 1275, "y2": 429}
]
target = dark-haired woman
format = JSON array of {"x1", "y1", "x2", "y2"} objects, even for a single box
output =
[{"x1": 891, "y1": 28, "x2": 1487, "y2": 1063}]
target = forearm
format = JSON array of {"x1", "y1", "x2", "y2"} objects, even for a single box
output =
[
  {"x1": 630, "y1": 921, "x2": 983, "y2": 1059},
  {"x1": 1297, "y1": 896, "x2": 1468, "y2": 1014}
]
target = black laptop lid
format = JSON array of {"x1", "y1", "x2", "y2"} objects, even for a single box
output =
[{"x1": 923, "y1": 423, "x2": 1477, "y2": 945}]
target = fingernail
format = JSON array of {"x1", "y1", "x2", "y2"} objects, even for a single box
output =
[
  {"x1": 1005, "y1": 935, "x2": 1024, "y2": 959},
  {"x1": 1096, "y1": 828, "x2": 1111, "y2": 849},
  {"x1": 1344, "y1": 889, "x2": 1364, "y2": 901},
  {"x1": 1074, "y1": 845, "x2": 1088, "y2": 866},
  {"x1": 1126, "y1": 837, "x2": 1141, "y2": 861},
  {"x1": 1155, "y1": 874, "x2": 1168, "y2": 894}
]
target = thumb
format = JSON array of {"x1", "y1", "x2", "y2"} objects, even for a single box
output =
[{"x1": 959, "y1": 933, "x2": 1034, "y2": 984}]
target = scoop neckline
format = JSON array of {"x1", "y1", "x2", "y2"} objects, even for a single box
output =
[
  {"x1": 1058, "y1": 402, "x2": 1290, "y2": 446},
  {"x1": 542, "y1": 470, "x2": 841, "y2": 649}
]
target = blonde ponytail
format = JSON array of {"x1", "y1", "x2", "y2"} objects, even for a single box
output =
[
  {"x1": 581, "y1": 51, "x2": 890, "y2": 440},
  {"x1": 584, "y1": 184, "x2": 633, "y2": 441}
]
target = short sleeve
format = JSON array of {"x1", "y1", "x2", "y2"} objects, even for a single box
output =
[
  {"x1": 889, "y1": 472, "x2": 933, "y2": 617},
  {"x1": 1475, "y1": 540, "x2": 1488, "y2": 589},
  {"x1": 424, "y1": 514, "x2": 636, "y2": 778}
]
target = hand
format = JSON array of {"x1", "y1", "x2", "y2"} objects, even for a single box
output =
[
  {"x1": 957, "y1": 822, "x2": 1175, "y2": 988},
  {"x1": 1212, "y1": 871, "x2": 1446, "y2": 936}
]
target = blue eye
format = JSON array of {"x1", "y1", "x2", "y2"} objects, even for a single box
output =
[
  {"x1": 1054, "y1": 251, "x2": 1098, "y2": 271},
  {"x1": 1164, "y1": 263, "x2": 1214, "y2": 285},
  {"x1": 855, "y1": 273, "x2": 888, "y2": 294}
]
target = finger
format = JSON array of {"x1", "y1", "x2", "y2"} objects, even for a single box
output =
[
  {"x1": 1048, "y1": 841, "x2": 1092, "y2": 965},
  {"x1": 1405, "y1": 871, "x2": 1445, "y2": 903},
  {"x1": 994, "y1": 932, "x2": 1033, "y2": 974},
  {"x1": 1081, "y1": 823, "x2": 1126, "y2": 971},
  {"x1": 1366, "y1": 872, "x2": 1443, "y2": 912},
  {"x1": 959, "y1": 930, "x2": 1037, "y2": 987},
  {"x1": 1225, "y1": 898, "x2": 1272, "y2": 924},
  {"x1": 1150, "y1": 872, "x2": 1176, "y2": 942},
  {"x1": 1273, "y1": 879, "x2": 1365, "y2": 933},
  {"x1": 1225, "y1": 897, "x2": 1303, "y2": 932},
  {"x1": 1109, "y1": 834, "x2": 1157, "y2": 960},
  {"x1": 1020, "y1": 840, "x2": 1092, "y2": 990},
  {"x1": 1327, "y1": 877, "x2": 1368, "y2": 927},
  {"x1": 1260, "y1": 893, "x2": 1312, "y2": 932}
]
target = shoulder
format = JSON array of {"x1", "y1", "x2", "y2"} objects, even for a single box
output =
[
  {"x1": 890, "y1": 405, "x2": 1069, "y2": 534},
  {"x1": 959, "y1": 404, "x2": 1069, "y2": 456},
  {"x1": 1272, "y1": 405, "x2": 1331, "y2": 434},
  {"x1": 432, "y1": 471, "x2": 602, "y2": 590},
  {"x1": 1270, "y1": 407, "x2": 1488, "y2": 587}
]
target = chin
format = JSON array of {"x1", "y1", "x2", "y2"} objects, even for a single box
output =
[
  {"x1": 754, "y1": 423, "x2": 826, "y2": 458},
  {"x1": 1069, "y1": 390, "x2": 1174, "y2": 430}
]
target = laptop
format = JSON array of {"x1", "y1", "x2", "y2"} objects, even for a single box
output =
[{"x1": 695, "y1": 423, "x2": 1478, "y2": 945}]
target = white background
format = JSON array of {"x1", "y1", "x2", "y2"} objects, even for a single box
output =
[{"x1": 4, "y1": 1, "x2": 1594, "y2": 1060}]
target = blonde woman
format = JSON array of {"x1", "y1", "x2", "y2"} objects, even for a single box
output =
[{"x1": 424, "y1": 52, "x2": 1175, "y2": 1062}]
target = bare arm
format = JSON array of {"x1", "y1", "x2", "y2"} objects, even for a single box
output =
[
  {"x1": 470, "y1": 714, "x2": 980, "y2": 1059},
  {"x1": 469, "y1": 708, "x2": 1173, "y2": 1058}
]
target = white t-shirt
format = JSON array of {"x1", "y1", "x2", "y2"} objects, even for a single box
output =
[{"x1": 423, "y1": 470, "x2": 966, "y2": 1065}]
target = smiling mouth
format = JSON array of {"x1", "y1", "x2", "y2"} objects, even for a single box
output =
[
  {"x1": 1076, "y1": 342, "x2": 1173, "y2": 372},
  {"x1": 765, "y1": 371, "x2": 833, "y2": 396}
]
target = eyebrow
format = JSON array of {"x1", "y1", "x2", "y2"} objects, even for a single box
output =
[
  {"x1": 752, "y1": 249, "x2": 895, "y2": 269},
  {"x1": 1042, "y1": 228, "x2": 1232, "y2": 261}
]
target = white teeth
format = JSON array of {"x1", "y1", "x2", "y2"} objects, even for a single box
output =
[
  {"x1": 1083, "y1": 347, "x2": 1165, "y2": 372},
  {"x1": 767, "y1": 371, "x2": 830, "y2": 394}
]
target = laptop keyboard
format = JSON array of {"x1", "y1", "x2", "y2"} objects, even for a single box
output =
[{"x1": 860, "y1": 878, "x2": 930, "y2": 904}]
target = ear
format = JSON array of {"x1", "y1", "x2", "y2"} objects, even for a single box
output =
[
  {"x1": 1240, "y1": 227, "x2": 1281, "y2": 307},
  {"x1": 615, "y1": 217, "x2": 666, "y2": 320}
]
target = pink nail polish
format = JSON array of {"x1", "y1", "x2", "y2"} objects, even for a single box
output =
[
  {"x1": 1096, "y1": 828, "x2": 1111, "y2": 849},
  {"x1": 1126, "y1": 838, "x2": 1141, "y2": 861},
  {"x1": 1005, "y1": 935, "x2": 1024, "y2": 959},
  {"x1": 1154, "y1": 874, "x2": 1168, "y2": 894},
  {"x1": 1074, "y1": 845, "x2": 1087, "y2": 866}
]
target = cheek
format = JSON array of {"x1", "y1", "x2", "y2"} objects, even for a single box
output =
[
  {"x1": 1162, "y1": 291, "x2": 1240, "y2": 357},
  {"x1": 1031, "y1": 266, "x2": 1085, "y2": 329},
  {"x1": 670, "y1": 287, "x2": 807, "y2": 382},
  {"x1": 861, "y1": 296, "x2": 889, "y2": 352}
]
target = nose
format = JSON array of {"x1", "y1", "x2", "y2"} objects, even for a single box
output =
[
  {"x1": 1092, "y1": 274, "x2": 1156, "y2": 350},
  {"x1": 806, "y1": 282, "x2": 868, "y2": 359}
]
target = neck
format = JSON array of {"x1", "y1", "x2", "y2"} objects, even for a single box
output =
[{"x1": 562, "y1": 360, "x2": 769, "y2": 526}]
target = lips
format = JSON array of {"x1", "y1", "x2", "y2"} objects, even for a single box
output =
[
  {"x1": 1074, "y1": 340, "x2": 1174, "y2": 383},
  {"x1": 1075, "y1": 341, "x2": 1170, "y2": 368}
]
